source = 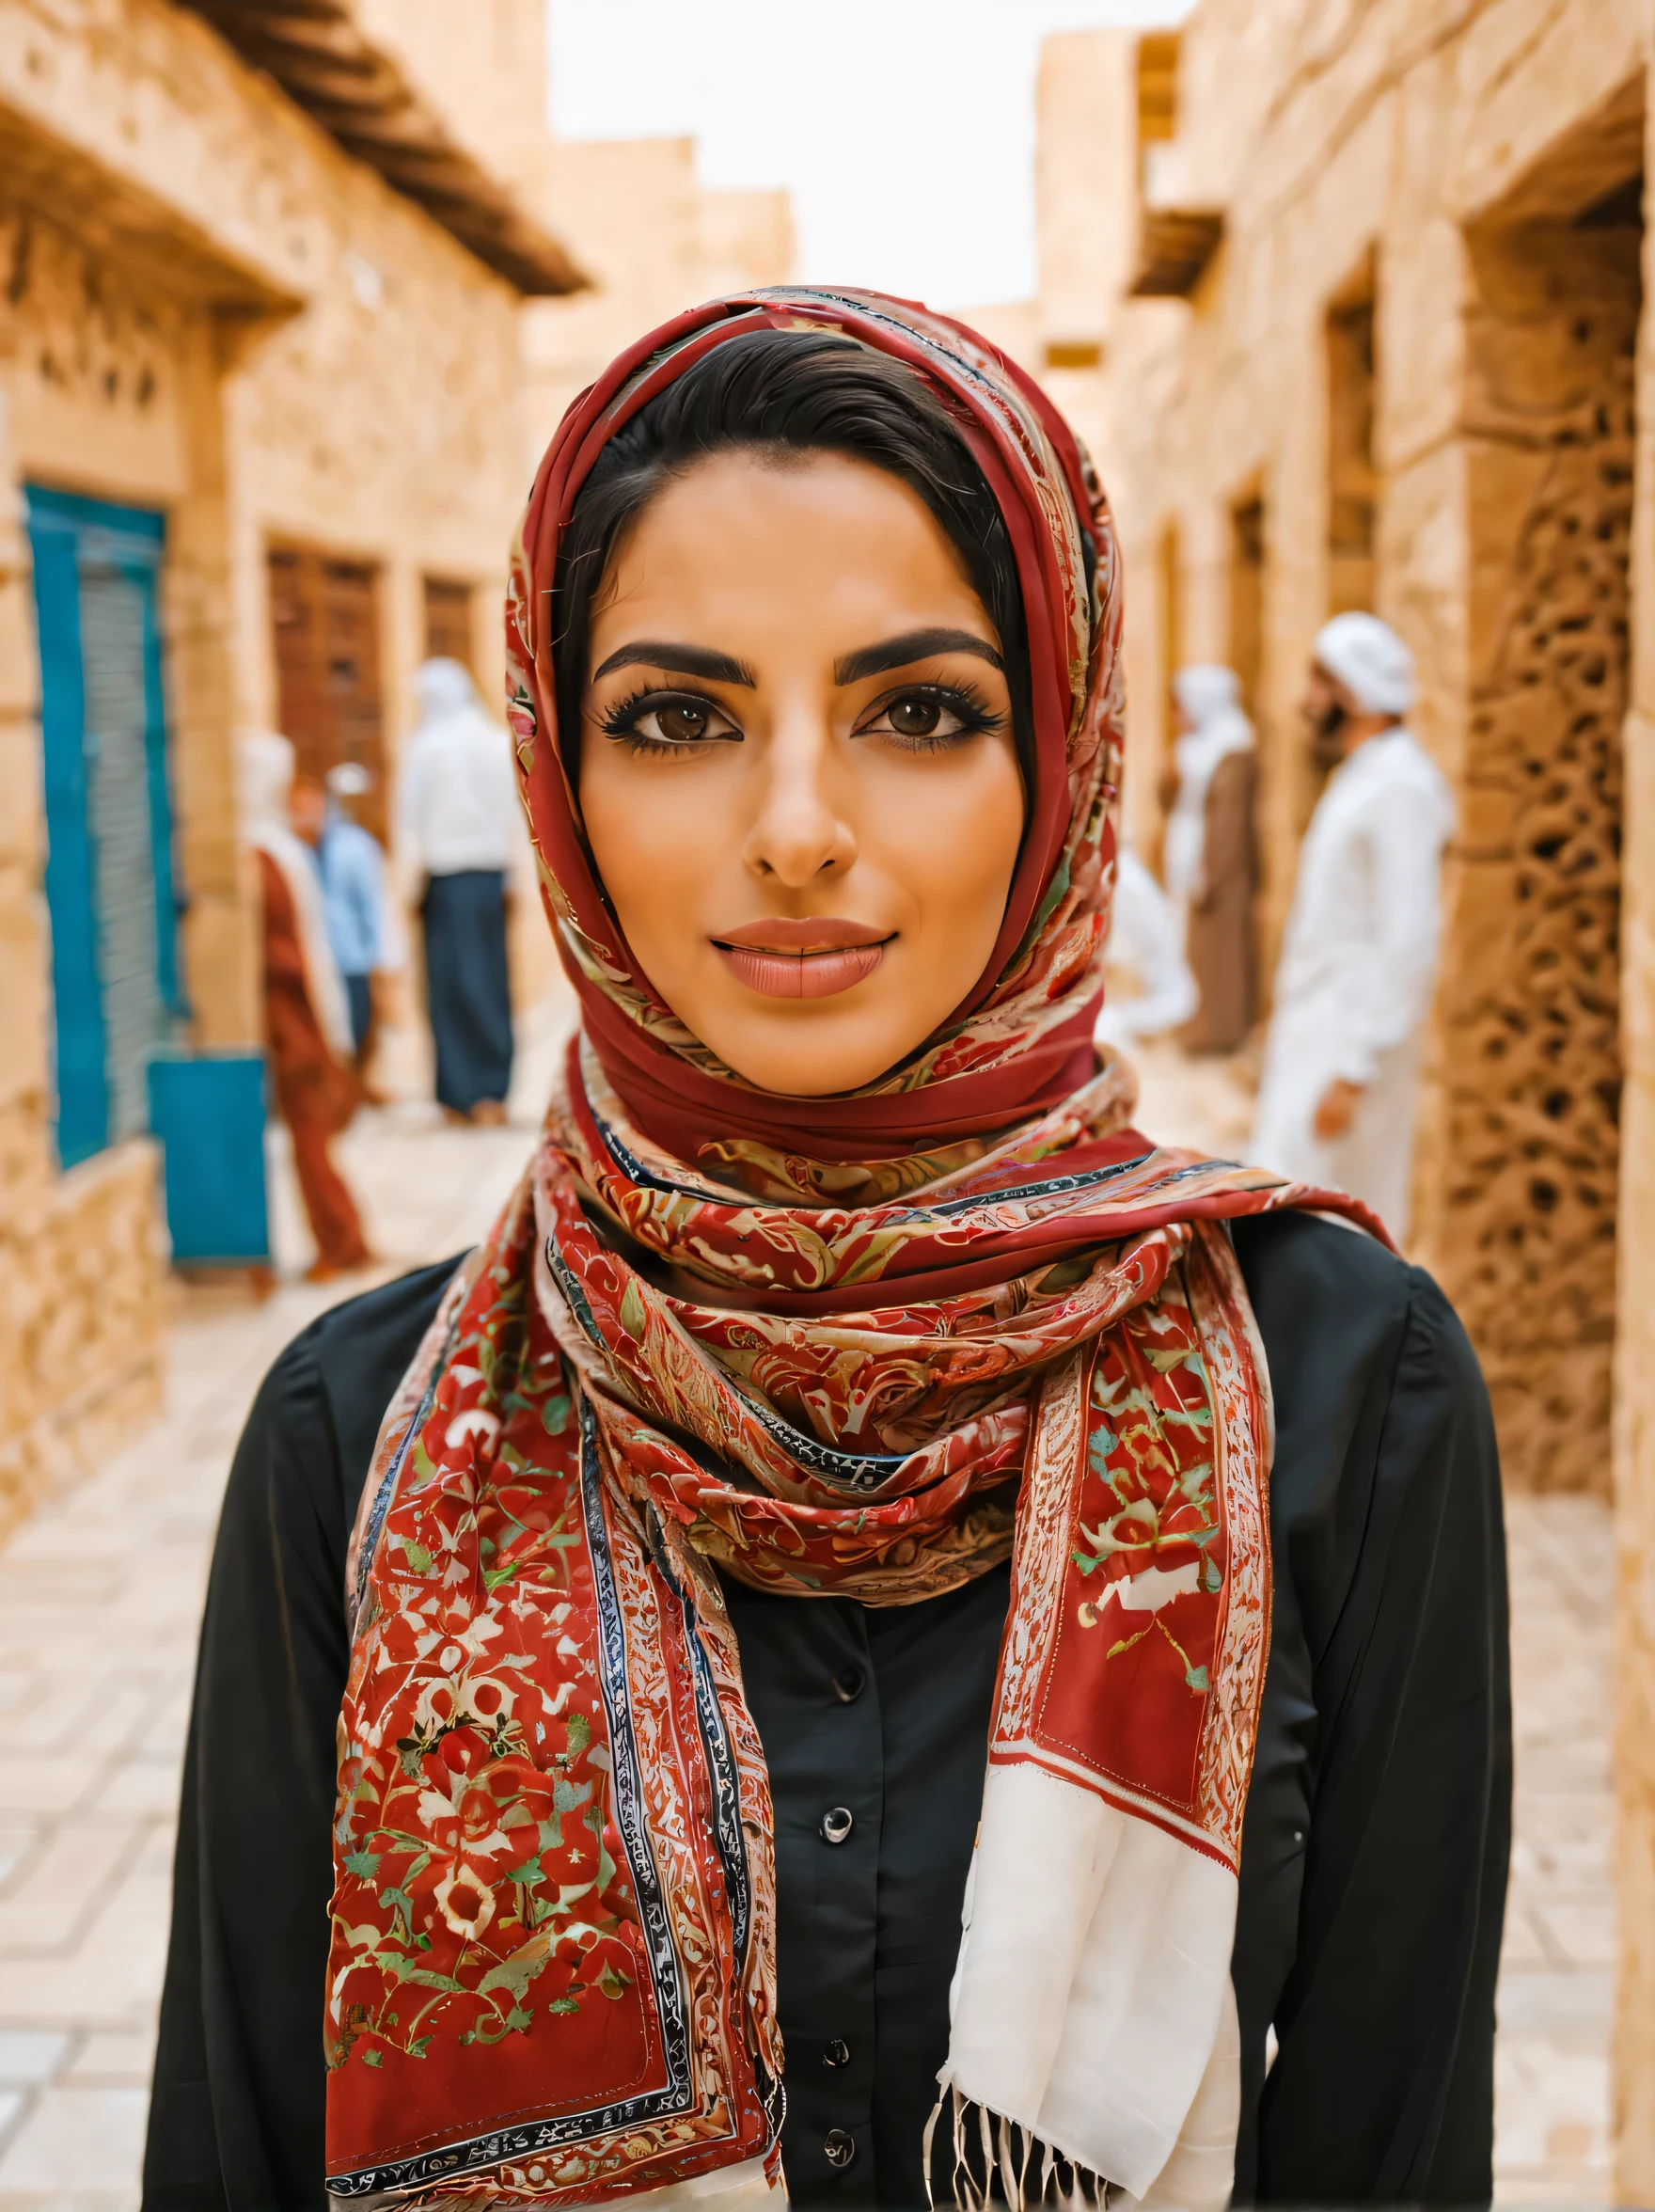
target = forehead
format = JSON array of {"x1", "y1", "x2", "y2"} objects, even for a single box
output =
[{"x1": 588, "y1": 450, "x2": 992, "y2": 652}]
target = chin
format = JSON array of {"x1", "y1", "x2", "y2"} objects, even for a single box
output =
[
  {"x1": 703, "y1": 1014, "x2": 914, "y2": 1101},
  {"x1": 728, "y1": 1048, "x2": 901, "y2": 1099}
]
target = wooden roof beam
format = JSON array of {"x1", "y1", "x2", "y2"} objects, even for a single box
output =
[{"x1": 178, "y1": 0, "x2": 586, "y2": 296}]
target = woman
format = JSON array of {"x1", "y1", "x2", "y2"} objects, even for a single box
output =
[
  {"x1": 1160, "y1": 667, "x2": 1258, "y2": 1055},
  {"x1": 145, "y1": 296, "x2": 1507, "y2": 2212}
]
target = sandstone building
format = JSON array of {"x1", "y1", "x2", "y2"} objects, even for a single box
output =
[
  {"x1": 0, "y1": 0, "x2": 793, "y2": 1545},
  {"x1": 1028, "y1": 4, "x2": 1654, "y2": 2191}
]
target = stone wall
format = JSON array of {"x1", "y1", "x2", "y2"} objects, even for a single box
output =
[
  {"x1": 0, "y1": 0, "x2": 539, "y2": 1048},
  {"x1": 0, "y1": 0, "x2": 569, "y2": 1529},
  {"x1": 0, "y1": 1141, "x2": 165, "y2": 1545}
]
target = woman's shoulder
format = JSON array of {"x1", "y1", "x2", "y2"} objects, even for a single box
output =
[
  {"x1": 1230, "y1": 1208, "x2": 1485, "y2": 1427},
  {"x1": 1228, "y1": 1208, "x2": 1494, "y2": 1589}
]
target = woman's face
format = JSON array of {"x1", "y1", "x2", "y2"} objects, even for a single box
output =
[{"x1": 577, "y1": 451, "x2": 1026, "y2": 1098}]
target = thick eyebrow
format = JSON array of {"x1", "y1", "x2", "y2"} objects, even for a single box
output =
[
  {"x1": 833, "y1": 627, "x2": 1004, "y2": 687},
  {"x1": 591, "y1": 640, "x2": 757, "y2": 687}
]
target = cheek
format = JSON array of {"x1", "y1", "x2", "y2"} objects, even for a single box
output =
[
  {"x1": 579, "y1": 763, "x2": 709, "y2": 941},
  {"x1": 874, "y1": 747, "x2": 1025, "y2": 920}
]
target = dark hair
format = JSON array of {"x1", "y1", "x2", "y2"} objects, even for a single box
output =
[{"x1": 550, "y1": 329, "x2": 1048, "y2": 788}]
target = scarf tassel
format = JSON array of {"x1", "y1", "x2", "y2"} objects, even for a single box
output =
[{"x1": 922, "y1": 2090, "x2": 1112, "y2": 2211}]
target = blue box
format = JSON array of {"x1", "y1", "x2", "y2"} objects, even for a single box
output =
[{"x1": 147, "y1": 1052, "x2": 272, "y2": 1266}]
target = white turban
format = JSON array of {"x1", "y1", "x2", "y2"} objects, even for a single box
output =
[
  {"x1": 414, "y1": 656, "x2": 482, "y2": 722},
  {"x1": 1164, "y1": 664, "x2": 1253, "y2": 910},
  {"x1": 1314, "y1": 612, "x2": 1414, "y2": 717},
  {"x1": 1173, "y1": 664, "x2": 1242, "y2": 725}
]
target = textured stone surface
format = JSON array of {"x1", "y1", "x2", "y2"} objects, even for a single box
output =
[
  {"x1": 1430, "y1": 221, "x2": 1637, "y2": 1493},
  {"x1": 0, "y1": 1142, "x2": 166, "y2": 1550},
  {"x1": 1045, "y1": 2, "x2": 1652, "y2": 2186}
]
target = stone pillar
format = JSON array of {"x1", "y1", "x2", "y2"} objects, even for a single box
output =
[{"x1": 169, "y1": 309, "x2": 259, "y2": 1048}]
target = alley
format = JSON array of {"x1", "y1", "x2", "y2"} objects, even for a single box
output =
[{"x1": 0, "y1": 1030, "x2": 1614, "y2": 2208}]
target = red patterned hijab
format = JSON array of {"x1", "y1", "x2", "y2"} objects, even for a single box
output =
[
  {"x1": 324, "y1": 292, "x2": 1375, "y2": 2211},
  {"x1": 508, "y1": 289, "x2": 1114, "y2": 1170}
]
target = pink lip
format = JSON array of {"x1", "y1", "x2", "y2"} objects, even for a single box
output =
[{"x1": 711, "y1": 918, "x2": 894, "y2": 1001}]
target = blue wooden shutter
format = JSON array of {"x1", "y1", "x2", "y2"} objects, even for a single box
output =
[{"x1": 24, "y1": 487, "x2": 180, "y2": 1168}]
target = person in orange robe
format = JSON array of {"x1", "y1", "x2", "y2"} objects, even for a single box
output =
[{"x1": 243, "y1": 734, "x2": 373, "y2": 1281}]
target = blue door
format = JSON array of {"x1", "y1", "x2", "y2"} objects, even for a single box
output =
[{"x1": 25, "y1": 487, "x2": 181, "y2": 1169}]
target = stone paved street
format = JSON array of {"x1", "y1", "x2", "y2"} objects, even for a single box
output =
[{"x1": 0, "y1": 1033, "x2": 1614, "y2": 2208}]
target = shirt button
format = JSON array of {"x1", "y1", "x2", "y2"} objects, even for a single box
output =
[
  {"x1": 819, "y1": 1806, "x2": 854, "y2": 1844},
  {"x1": 831, "y1": 1664, "x2": 866, "y2": 1704},
  {"x1": 824, "y1": 2128, "x2": 857, "y2": 2169},
  {"x1": 824, "y1": 2037, "x2": 850, "y2": 2068}
]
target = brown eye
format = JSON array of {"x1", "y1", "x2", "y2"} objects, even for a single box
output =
[
  {"x1": 655, "y1": 702, "x2": 710, "y2": 743},
  {"x1": 601, "y1": 687, "x2": 740, "y2": 752},
  {"x1": 887, "y1": 695, "x2": 942, "y2": 738}
]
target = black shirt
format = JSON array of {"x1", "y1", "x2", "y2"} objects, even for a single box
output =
[{"x1": 142, "y1": 1212, "x2": 1509, "y2": 2210}]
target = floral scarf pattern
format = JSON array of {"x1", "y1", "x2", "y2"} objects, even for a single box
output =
[{"x1": 323, "y1": 292, "x2": 1379, "y2": 2210}]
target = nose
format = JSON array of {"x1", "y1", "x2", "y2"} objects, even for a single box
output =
[{"x1": 740, "y1": 708, "x2": 857, "y2": 887}]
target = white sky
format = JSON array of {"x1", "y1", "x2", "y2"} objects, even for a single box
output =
[{"x1": 546, "y1": 0, "x2": 1190, "y2": 309}]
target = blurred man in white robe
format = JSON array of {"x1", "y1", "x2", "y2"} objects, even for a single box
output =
[{"x1": 1250, "y1": 613, "x2": 1454, "y2": 1240}]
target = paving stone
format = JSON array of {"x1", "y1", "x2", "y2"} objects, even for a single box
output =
[
  {"x1": 0, "y1": 1841, "x2": 37, "y2": 1895},
  {"x1": 67, "y1": 2034, "x2": 153, "y2": 2085},
  {"x1": 0, "y1": 1823, "x2": 137, "y2": 1951},
  {"x1": 0, "y1": 2086, "x2": 148, "y2": 2189},
  {"x1": 0, "y1": 2042, "x2": 67, "y2": 2089}
]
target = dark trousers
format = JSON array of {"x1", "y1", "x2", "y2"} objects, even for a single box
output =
[
  {"x1": 343, "y1": 973, "x2": 373, "y2": 1057},
  {"x1": 421, "y1": 870, "x2": 513, "y2": 1114}
]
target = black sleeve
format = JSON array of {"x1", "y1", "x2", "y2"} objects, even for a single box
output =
[
  {"x1": 142, "y1": 1261, "x2": 461, "y2": 2212},
  {"x1": 1231, "y1": 1212, "x2": 1510, "y2": 2205}
]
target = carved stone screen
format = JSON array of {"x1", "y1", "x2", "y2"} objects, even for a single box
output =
[{"x1": 1434, "y1": 200, "x2": 1638, "y2": 1491}]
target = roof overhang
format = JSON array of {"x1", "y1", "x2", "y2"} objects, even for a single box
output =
[
  {"x1": 0, "y1": 98, "x2": 306, "y2": 315},
  {"x1": 1129, "y1": 208, "x2": 1224, "y2": 299},
  {"x1": 180, "y1": 1, "x2": 587, "y2": 297}
]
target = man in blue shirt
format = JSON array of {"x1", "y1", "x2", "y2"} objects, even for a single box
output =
[{"x1": 314, "y1": 763, "x2": 388, "y2": 1083}]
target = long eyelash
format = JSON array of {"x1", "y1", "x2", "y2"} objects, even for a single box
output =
[
  {"x1": 594, "y1": 684, "x2": 662, "y2": 739},
  {"x1": 874, "y1": 680, "x2": 1008, "y2": 749},
  {"x1": 594, "y1": 684, "x2": 720, "y2": 757}
]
